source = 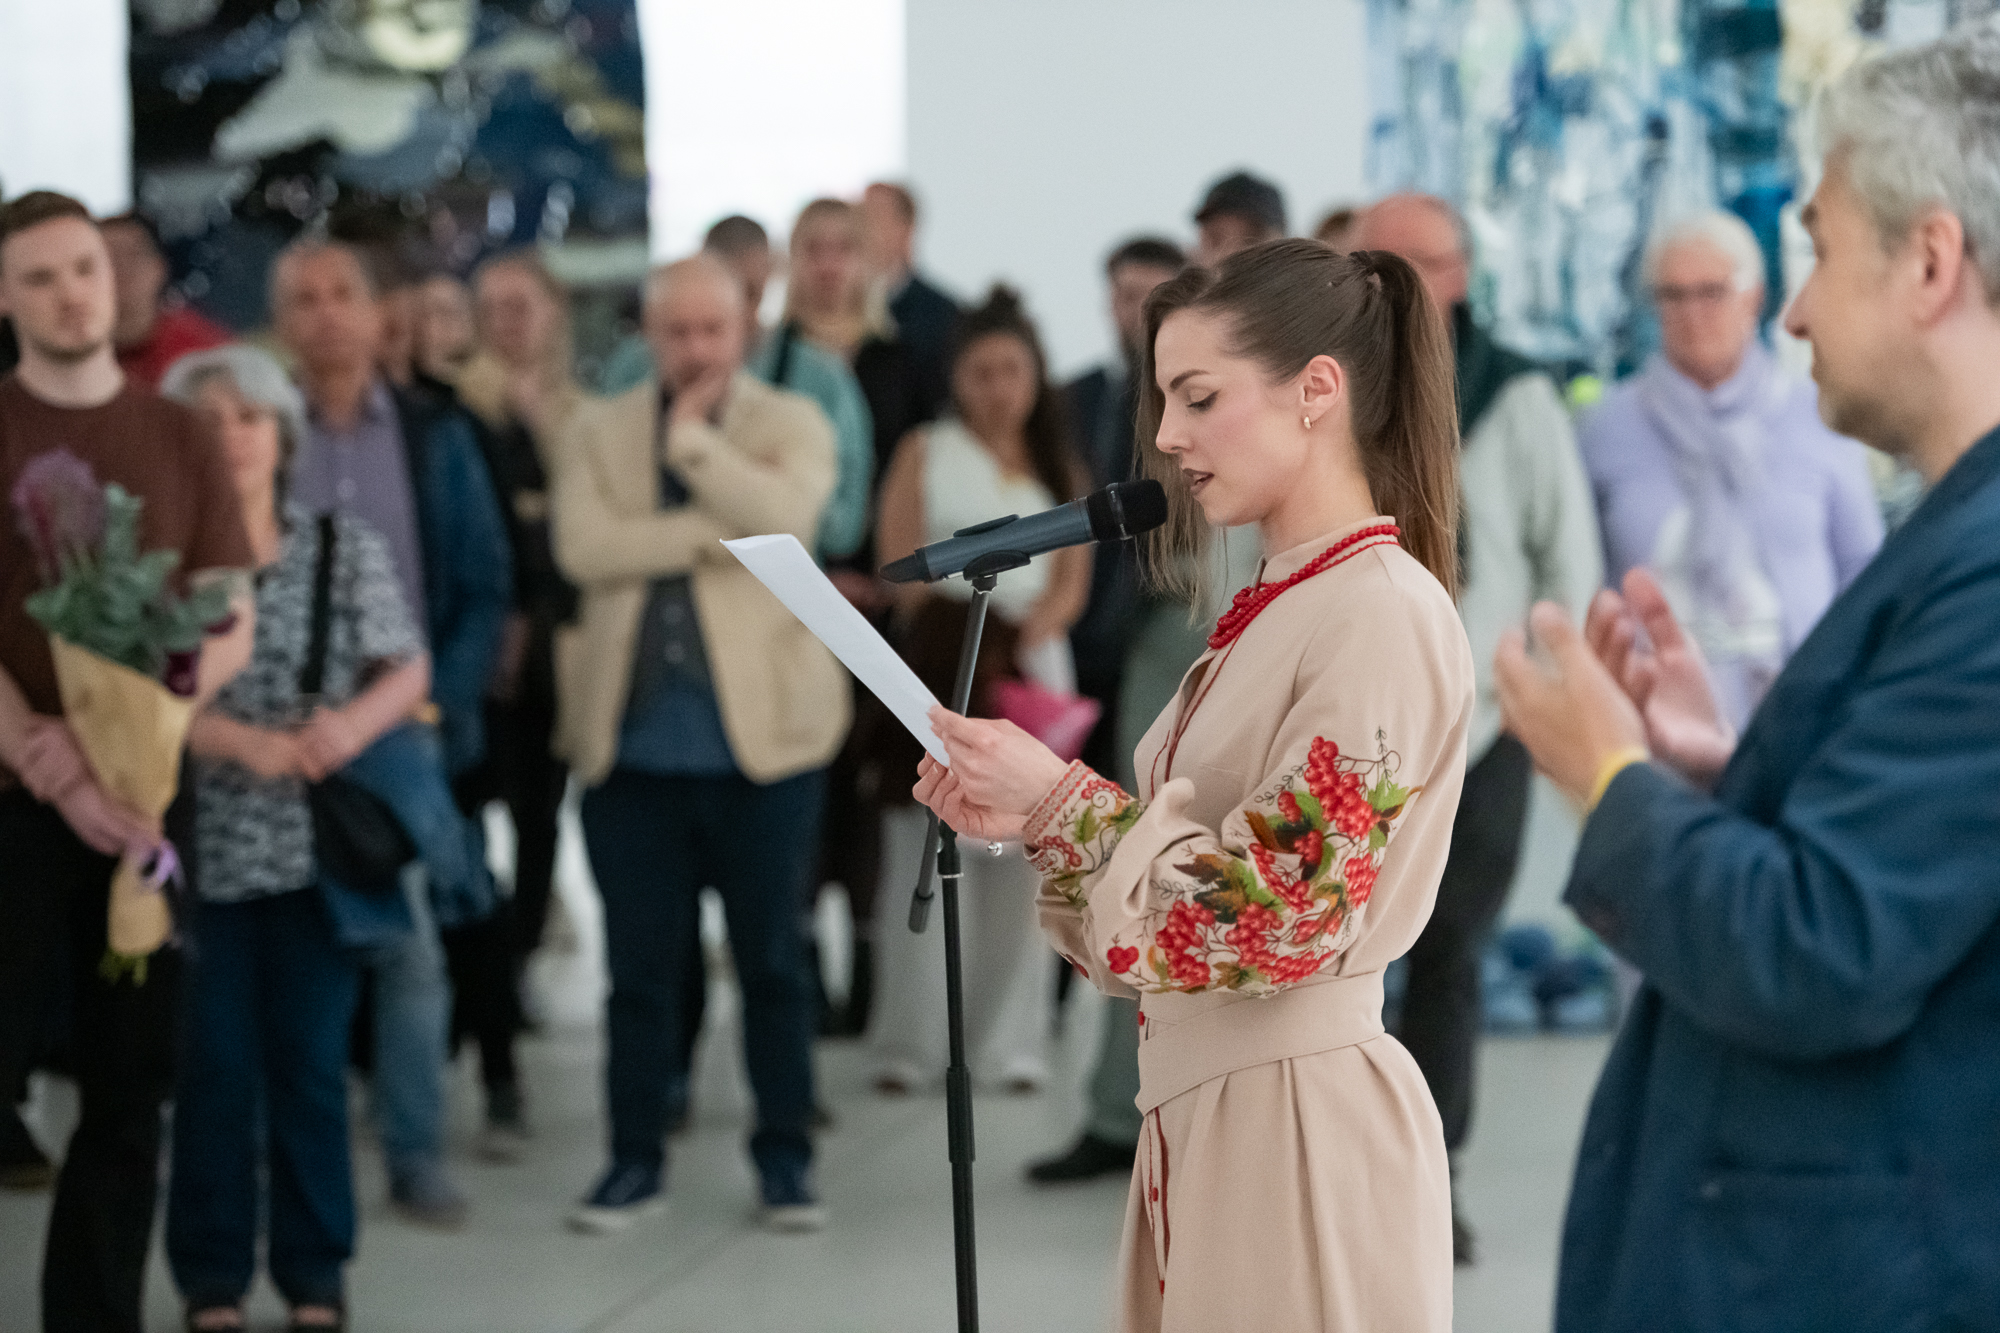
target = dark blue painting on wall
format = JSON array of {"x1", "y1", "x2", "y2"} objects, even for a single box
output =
[{"x1": 129, "y1": 0, "x2": 647, "y2": 330}]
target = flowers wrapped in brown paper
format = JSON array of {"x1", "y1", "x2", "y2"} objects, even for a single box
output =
[{"x1": 47, "y1": 636, "x2": 195, "y2": 964}]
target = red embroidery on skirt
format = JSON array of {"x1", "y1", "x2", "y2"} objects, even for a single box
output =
[{"x1": 1157, "y1": 1107, "x2": 1172, "y2": 1274}]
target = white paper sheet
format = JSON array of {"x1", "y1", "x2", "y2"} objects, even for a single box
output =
[{"x1": 721, "y1": 534, "x2": 948, "y2": 762}]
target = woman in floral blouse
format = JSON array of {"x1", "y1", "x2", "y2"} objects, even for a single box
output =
[
  {"x1": 161, "y1": 346, "x2": 430, "y2": 1332},
  {"x1": 915, "y1": 240, "x2": 1474, "y2": 1331}
]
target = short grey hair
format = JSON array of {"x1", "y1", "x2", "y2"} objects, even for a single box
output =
[
  {"x1": 1815, "y1": 15, "x2": 2000, "y2": 304},
  {"x1": 269, "y1": 237, "x2": 375, "y2": 314},
  {"x1": 160, "y1": 343, "x2": 309, "y2": 470},
  {"x1": 1644, "y1": 210, "x2": 1766, "y2": 294}
]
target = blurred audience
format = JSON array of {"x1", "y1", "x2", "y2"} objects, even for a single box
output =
[
  {"x1": 161, "y1": 344, "x2": 429, "y2": 1332},
  {"x1": 788, "y1": 196, "x2": 940, "y2": 498},
  {"x1": 1579, "y1": 209, "x2": 1882, "y2": 728},
  {"x1": 1355, "y1": 191, "x2": 1603, "y2": 1264},
  {"x1": 700, "y1": 214, "x2": 879, "y2": 1048},
  {"x1": 273, "y1": 238, "x2": 512, "y2": 1229},
  {"x1": 446, "y1": 249, "x2": 588, "y2": 1163},
  {"x1": 551, "y1": 255, "x2": 845, "y2": 1234},
  {"x1": 1064, "y1": 238, "x2": 1184, "y2": 798},
  {"x1": 866, "y1": 285, "x2": 1090, "y2": 1096},
  {"x1": 1024, "y1": 235, "x2": 1184, "y2": 1183},
  {"x1": 862, "y1": 181, "x2": 959, "y2": 411},
  {"x1": 709, "y1": 215, "x2": 874, "y2": 563},
  {"x1": 100, "y1": 211, "x2": 230, "y2": 391},
  {"x1": 1496, "y1": 23, "x2": 2000, "y2": 1329},
  {"x1": 414, "y1": 273, "x2": 478, "y2": 386},
  {"x1": 1192, "y1": 169, "x2": 1287, "y2": 265},
  {"x1": 0, "y1": 192, "x2": 253, "y2": 1333}
]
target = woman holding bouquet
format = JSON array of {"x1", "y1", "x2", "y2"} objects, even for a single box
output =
[
  {"x1": 913, "y1": 240, "x2": 1473, "y2": 1330},
  {"x1": 160, "y1": 346, "x2": 429, "y2": 1332}
]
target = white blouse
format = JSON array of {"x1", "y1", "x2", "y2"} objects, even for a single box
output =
[{"x1": 920, "y1": 418, "x2": 1059, "y2": 624}]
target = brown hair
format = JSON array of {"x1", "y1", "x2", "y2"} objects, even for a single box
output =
[
  {"x1": 1135, "y1": 237, "x2": 1460, "y2": 601},
  {"x1": 867, "y1": 181, "x2": 918, "y2": 224},
  {"x1": 950, "y1": 284, "x2": 1082, "y2": 506},
  {"x1": 0, "y1": 191, "x2": 94, "y2": 264},
  {"x1": 472, "y1": 246, "x2": 576, "y2": 387},
  {"x1": 781, "y1": 197, "x2": 889, "y2": 336}
]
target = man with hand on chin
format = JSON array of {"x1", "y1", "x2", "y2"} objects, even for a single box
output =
[
  {"x1": 1495, "y1": 21, "x2": 2000, "y2": 1332},
  {"x1": 553, "y1": 255, "x2": 844, "y2": 1236}
]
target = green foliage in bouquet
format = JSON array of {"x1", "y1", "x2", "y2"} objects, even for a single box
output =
[{"x1": 12, "y1": 450, "x2": 232, "y2": 693}]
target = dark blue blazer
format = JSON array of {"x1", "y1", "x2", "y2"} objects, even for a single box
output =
[
  {"x1": 392, "y1": 387, "x2": 511, "y2": 776},
  {"x1": 1556, "y1": 425, "x2": 2000, "y2": 1332},
  {"x1": 887, "y1": 270, "x2": 958, "y2": 414}
]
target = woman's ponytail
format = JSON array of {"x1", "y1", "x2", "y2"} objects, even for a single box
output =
[{"x1": 1351, "y1": 250, "x2": 1460, "y2": 599}]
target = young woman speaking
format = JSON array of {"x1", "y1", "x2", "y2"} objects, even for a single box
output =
[{"x1": 914, "y1": 239, "x2": 1473, "y2": 1331}]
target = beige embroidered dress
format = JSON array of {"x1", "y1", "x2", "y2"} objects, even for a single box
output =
[{"x1": 1025, "y1": 518, "x2": 1474, "y2": 1332}]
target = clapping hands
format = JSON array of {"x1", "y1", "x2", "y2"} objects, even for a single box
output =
[
  {"x1": 1584, "y1": 569, "x2": 1736, "y2": 790},
  {"x1": 1494, "y1": 568, "x2": 1736, "y2": 806}
]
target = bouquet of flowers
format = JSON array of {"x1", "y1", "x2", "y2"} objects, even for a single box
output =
[{"x1": 11, "y1": 449, "x2": 235, "y2": 977}]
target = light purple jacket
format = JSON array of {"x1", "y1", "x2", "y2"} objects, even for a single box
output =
[{"x1": 1578, "y1": 347, "x2": 1883, "y2": 728}]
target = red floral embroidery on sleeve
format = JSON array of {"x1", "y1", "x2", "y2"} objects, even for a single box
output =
[
  {"x1": 1026, "y1": 761, "x2": 1147, "y2": 906},
  {"x1": 1104, "y1": 736, "x2": 1416, "y2": 997}
]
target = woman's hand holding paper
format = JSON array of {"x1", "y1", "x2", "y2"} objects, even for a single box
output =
[{"x1": 912, "y1": 707, "x2": 1070, "y2": 844}]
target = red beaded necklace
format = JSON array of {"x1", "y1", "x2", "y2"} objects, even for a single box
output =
[
  {"x1": 1207, "y1": 523, "x2": 1402, "y2": 649},
  {"x1": 1151, "y1": 522, "x2": 1402, "y2": 792}
]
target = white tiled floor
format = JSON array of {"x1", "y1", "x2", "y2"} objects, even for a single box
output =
[{"x1": 1, "y1": 839, "x2": 1610, "y2": 1332}]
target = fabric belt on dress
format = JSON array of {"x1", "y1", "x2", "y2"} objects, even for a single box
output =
[{"x1": 1134, "y1": 970, "x2": 1386, "y2": 1113}]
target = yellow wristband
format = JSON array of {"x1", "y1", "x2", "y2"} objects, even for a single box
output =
[{"x1": 1585, "y1": 746, "x2": 1651, "y2": 813}]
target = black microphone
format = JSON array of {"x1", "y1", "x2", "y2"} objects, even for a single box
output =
[{"x1": 879, "y1": 479, "x2": 1169, "y2": 584}]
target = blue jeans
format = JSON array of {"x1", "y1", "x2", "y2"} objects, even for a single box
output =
[
  {"x1": 166, "y1": 889, "x2": 360, "y2": 1308},
  {"x1": 367, "y1": 866, "x2": 451, "y2": 1172},
  {"x1": 581, "y1": 768, "x2": 824, "y2": 1180}
]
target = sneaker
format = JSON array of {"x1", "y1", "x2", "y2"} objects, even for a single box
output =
[
  {"x1": 1025, "y1": 1134, "x2": 1136, "y2": 1185},
  {"x1": 476, "y1": 1084, "x2": 531, "y2": 1165},
  {"x1": 758, "y1": 1165, "x2": 827, "y2": 1233},
  {"x1": 388, "y1": 1158, "x2": 469, "y2": 1231},
  {"x1": 567, "y1": 1162, "x2": 665, "y2": 1234}
]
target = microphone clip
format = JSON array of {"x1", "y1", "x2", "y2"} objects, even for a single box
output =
[{"x1": 960, "y1": 550, "x2": 1033, "y2": 584}]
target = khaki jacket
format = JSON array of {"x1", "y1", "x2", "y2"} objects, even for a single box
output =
[{"x1": 549, "y1": 373, "x2": 849, "y2": 786}]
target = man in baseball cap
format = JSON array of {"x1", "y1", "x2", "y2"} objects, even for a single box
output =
[{"x1": 1192, "y1": 170, "x2": 1288, "y2": 265}]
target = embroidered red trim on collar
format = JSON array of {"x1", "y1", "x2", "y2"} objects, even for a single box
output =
[{"x1": 1206, "y1": 524, "x2": 1402, "y2": 650}]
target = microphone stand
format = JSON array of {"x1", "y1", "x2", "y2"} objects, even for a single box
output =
[{"x1": 906, "y1": 550, "x2": 1028, "y2": 1333}]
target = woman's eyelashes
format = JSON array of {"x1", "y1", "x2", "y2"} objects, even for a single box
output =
[{"x1": 1187, "y1": 392, "x2": 1217, "y2": 413}]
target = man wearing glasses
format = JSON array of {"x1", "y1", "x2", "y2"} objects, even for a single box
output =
[{"x1": 1578, "y1": 210, "x2": 1883, "y2": 731}]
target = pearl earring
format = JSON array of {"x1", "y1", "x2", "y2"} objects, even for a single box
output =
[{"x1": 1302, "y1": 414, "x2": 1312, "y2": 430}]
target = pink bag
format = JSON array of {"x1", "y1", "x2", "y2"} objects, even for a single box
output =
[{"x1": 991, "y1": 678, "x2": 1103, "y2": 763}]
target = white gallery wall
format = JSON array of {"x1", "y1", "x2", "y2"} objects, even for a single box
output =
[
  {"x1": 642, "y1": 0, "x2": 904, "y2": 261},
  {"x1": 0, "y1": 0, "x2": 131, "y2": 214},
  {"x1": 905, "y1": 0, "x2": 1371, "y2": 376}
]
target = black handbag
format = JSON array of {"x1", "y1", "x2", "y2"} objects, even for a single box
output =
[{"x1": 301, "y1": 515, "x2": 415, "y2": 893}]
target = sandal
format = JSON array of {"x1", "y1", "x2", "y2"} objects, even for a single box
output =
[
  {"x1": 287, "y1": 1305, "x2": 346, "y2": 1333},
  {"x1": 185, "y1": 1308, "x2": 245, "y2": 1333}
]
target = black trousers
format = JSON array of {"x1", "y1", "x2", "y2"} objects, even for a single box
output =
[
  {"x1": 1394, "y1": 735, "x2": 1533, "y2": 1154},
  {"x1": 0, "y1": 791, "x2": 180, "y2": 1333},
  {"x1": 446, "y1": 697, "x2": 568, "y2": 1091}
]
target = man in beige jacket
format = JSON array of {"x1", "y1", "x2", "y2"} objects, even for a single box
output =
[{"x1": 550, "y1": 255, "x2": 848, "y2": 1234}]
